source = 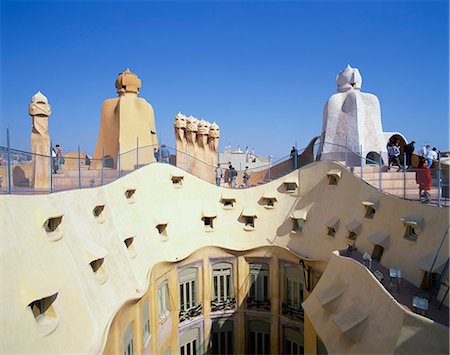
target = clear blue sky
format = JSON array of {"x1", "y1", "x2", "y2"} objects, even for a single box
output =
[{"x1": 1, "y1": 0, "x2": 448, "y2": 159}]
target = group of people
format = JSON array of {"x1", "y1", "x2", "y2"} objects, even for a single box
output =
[
  {"x1": 387, "y1": 141, "x2": 403, "y2": 171},
  {"x1": 153, "y1": 145, "x2": 170, "y2": 163},
  {"x1": 215, "y1": 163, "x2": 250, "y2": 188},
  {"x1": 383, "y1": 139, "x2": 442, "y2": 204},
  {"x1": 388, "y1": 140, "x2": 440, "y2": 172}
]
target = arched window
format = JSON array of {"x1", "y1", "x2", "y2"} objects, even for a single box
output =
[
  {"x1": 248, "y1": 263, "x2": 270, "y2": 307},
  {"x1": 179, "y1": 267, "x2": 200, "y2": 321},
  {"x1": 179, "y1": 327, "x2": 200, "y2": 355},
  {"x1": 247, "y1": 320, "x2": 271, "y2": 354},
  {"x1": 283, "y1": 265, "x2": 305, "y2": 320},
  {"x1": 211, "y1": 262, "x2": 235, "y2": 311}
]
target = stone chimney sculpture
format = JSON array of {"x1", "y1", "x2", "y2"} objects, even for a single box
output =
[
  {"x1": 92, "y1": 69, "x2": 158, "y2": 170},
  {"x1": 174, "y1": 113, "x2": 220, "y2": 183},
  {"x1": 317, "y1": 65, "x2": 387, "y2": 165},
  {"x1": 28, "y1": 91, "x2": 51, "y2": 189}
]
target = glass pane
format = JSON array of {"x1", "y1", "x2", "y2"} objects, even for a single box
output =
[
  {"x1": 250, "y1": 275, "x2": 256, "y2": 298},
  {"x1": 181, "y1": 346, "x2": 185, "y2": 355},
  {"x1": 212, "y1": 333, "x2": 218, "y2": 354},
  {"x1": 263, "y1": 275, "x2": 268, "y2": 300},
  {"x1": 191, "y1": 280, "x2": 196, "y2": 307},
  {"x1": 264, "y1": 333, "x2": 270, "y2": 355},
  {"x1": 213, "y1": 276, "x2": 218, "y2": 301},
  {"x1": 294, "y1": 282, "x2": 298, "y2": 307},
  {"x1": 186, "y1": 282, "x2": 190, "y2": 309},
  {"x1": 250, "y1": 331, "x2": 256, "y2": 353},
  {"x1": 227, "y1": 330, "x2": 233, "y2": 354},
  {"x1": 220, "y1": 332, "x2": 225, "y2": 353},
  {"x1": 187, "y1": 342, "x2": 191, "y2": 355},
  {"x1": 257, "y1": 332, "x2": 263, "y2": 354},
  {"x1": 220, "y1": 275, "x2": 224, "y2": 300},
  {"x1": 193, "y1": 340, "x2": 197, "y2": 355},
  {"x1": 226, "y1": 275, "x2": 231, "y2": 299},
  {"x1": 287, "y1": 279, "x2": 292, "y2": 304},
  {"x1": 180, "y1": 284, "x2": 184, "y2": 311},
  {"x1": 286, "y1": 339, "x2": 291, "y2": 354}
]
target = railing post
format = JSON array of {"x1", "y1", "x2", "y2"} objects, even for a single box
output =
[
  {"x1": 101, "y1": 145, "x2": 105, "y2": 186},
  {"x1": 6, "y1": 128, "x2": 11, "y2": 194},
  {"x1": 78, "y1": 145, "x2": 81, "y2": 189},
  {"x1": 360, "y1": 145, "x2": 363, "y2": 180},
  {"x1": 437, "y1": 155, "x2": 441, "y2": 207},
  {"x1": 50, "y1": 140, "x2": 53, "y2": 193},
  {"x1": 379, "y1": 151, "x2": 382, "y2": 192},
  {"x1": 136, "y1": 137, "x2": 139, "y2": 169},
  {"x1": 268, "y1": 156, "x2": 272, "y2": 181},
  {"x1": 117, "y1": 143, "x2": 121, "y2": 178},
  {"x1": 403, "y1": 152, "x2": 406, "y2": 199}
]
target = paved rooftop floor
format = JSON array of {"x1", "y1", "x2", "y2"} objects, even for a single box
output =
[{"x1": 340, "y1": 249, "x2": 449, "y2": 327}]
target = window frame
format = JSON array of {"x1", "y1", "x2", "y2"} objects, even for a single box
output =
[{"x1": 157, "y1": 281, "x2": 170, "y2": 323}]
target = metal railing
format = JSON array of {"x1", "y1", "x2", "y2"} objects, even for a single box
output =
[{"x1": 0, "y1": 131, "x2": 448, "y2": 207}]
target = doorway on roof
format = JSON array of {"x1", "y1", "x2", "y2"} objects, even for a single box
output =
[
  {"x1": 387, "y1": 134, "x2": 407, "y2": 165},
  {"x1": 420, "y1": 271, "x2": 439, "y2": 289},
  {"x1": 104, "y1": 156, "x2": 115, "y2": 168},
  {"x1": 371, "y1": 244, "x2": 384, "y2": 262},
  {"x1": 366, "y1": 151, "x2": 382, "y2": 165}
]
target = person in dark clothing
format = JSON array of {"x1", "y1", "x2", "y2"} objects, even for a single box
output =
[
  {"x1": 290, "y1": 146, "x2": 298, "y2": 170},
  {"x1": 403, "y1": 141, "x2": 415, "y2": 169}
]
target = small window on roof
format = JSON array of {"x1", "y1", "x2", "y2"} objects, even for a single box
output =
[
  {"x1": 202, "y1": 217, "x2": 215, "y2": 231},
  {"x1": 241, "y1": 209, "x2": 257, "y2": 230},
  {"x1": 261, "y1": 197, "x2": 276, "y2": 209},
  {"x1": 403, "y1": 225, "x2": 418, "y2": 242},
  {"x1": 327, "y1": 170, "x2": 341, "y2": 185},
  {"x1": 401, "y1": 217, "x2": 421, "y2": 243},
  {"x1": 93, "y1": 205, "x2": 106, "y2": 223},
  {"x1": 221, "y1": 197, "x2": 236, "y2": 209},
  {"x1": 125, "y1": 189, "x2": 136, "y2": 203},
  {"x1": 43, "y1": 216, "x2": 63, "y2": 241},
  {"x1": 365, "y1": 206, "x2": 376, "y2": 219},
  {"x1": 93, "y1": 205, "x2": 105, "y2": 218},
  {"x1": 347, "y1": 231, "x2": 357, "y2": 241},
  {"x1": 284, "y1": 182, "x2": 297, "y2": 193},
  {"x1": 44, "y1": 216, "x2": 62, "y2": 233},
  {"x1": 327, "y1": 227, "x2": 336, "y2": 237},
  {"x1": 292, "y1": 218, "x2": 305, "y2": 234},
  {"x1": 245, "y1": 216, "x2": 255, "y2": 229},
  {"x1": 28, "y1": 293, "x2": 59, "y2": 335},
  {"x1": 223, "y1": 199, "x2": 234, "y2": 207},
  {"x1": 329, "y1": 176, "x2": 338, "y2": 185},
  {"x1": 124, "y1": 237, "x2": 136, "y2": 258},
  {"x1": 156, "y1": 224, "x2": 168, "y2": 241},
  {"x1": 325, "y1": 217, "x2": 339, "y2": 237},
  {"x1": 362, "y1": 201, "x2": 376, "y2": 219},
  {"x1": 171, "y1": 176, "x2": 184, "y2": 187},
  {"x1": 90, "y1": 258, "x2": 108, "y2": 284}
]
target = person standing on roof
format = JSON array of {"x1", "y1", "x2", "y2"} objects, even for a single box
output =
[
  {"x1": 403, "y1": 141, "x2": 415, "y2": 169},
  {"x1": 243, "y1": 166, "x2": 250, "y2": 188},
  {"x1": 215, "y1": 164, "x2": 222, "y2": 187},
  {"x1": 426, "y1": 147, "x2": 438, "y2": 170},
  {"x1": 55, "y1": 144, "x2": 64, "y2": 171},
  {"x1": 416, "y1": 156, "x2": 432, "y2": 203},
  {"x1": 290, "y1": 146, "x2": 298, "y2": 170},
  {"x1": 160, "y1": 145, "x2": 170, "y2": 164},
  {"x1": 418, "y1": 144, "x2": 430, "y2": 158}
]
